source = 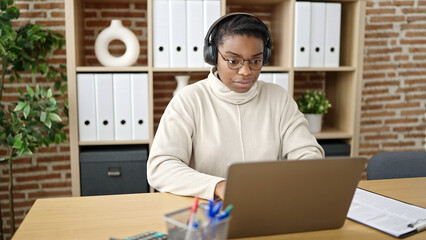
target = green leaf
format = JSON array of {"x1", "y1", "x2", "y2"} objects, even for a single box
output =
[
  {"x1": 54, "y1": 134, "x2": 61, "y2": 144},
  {"x1": 47, "y1": 88, "x2": 52, "y2": 98},
  {"x1": 35, "y1": 85, "x2": 40, "y2": 98},
  {"x1": 26, "y1": 85, "x2": 34, "y2": 97},
  {"x1": 13, "y1": 134, "x2": 23, "y2": 149},
  {"x1": 40, "y1": 87, "x2": 46, "y2": 98},
  {"x1": 48, "y1": 97, "x2": 56, "y2": 105},
  {"x1": 7, "y1": 134, "x2": 14, "y2": 146},
  {"x1": 40, "y1": 111, "x2": 47, "y2": 122},
  {"x1": 22, "y1": 104, "x2": 31, "y2": 118},
  {"x1": 14, "y1": 101, "x2": 27, "y2": 111},
  {"x1": 44, "y1": 118, "x2": 52, "y2": 128},
  {"x1": 48, "y1": 113, "x2": 62, "y2": 122},
  {"x1": 39, "y1": 64, "x2": 47, "y2": 74},
  {"x1": 46, "y1": 105, "x2": 57, "y2": 111}
]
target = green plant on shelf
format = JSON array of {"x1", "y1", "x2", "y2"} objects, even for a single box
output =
[{"x1": 295, "y1": 90, "x2": 332, "y2": 114}]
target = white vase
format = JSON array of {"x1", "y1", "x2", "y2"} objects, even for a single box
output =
[
  {"x1": 174, "y1": 75, "x2": 190, "y2": 96},
  {"x1": 94, "y1": 19, "x2": 140, "y2": 67},
  {"x1": 304, "y1": 114, "x2": 323, "y2": 133}
]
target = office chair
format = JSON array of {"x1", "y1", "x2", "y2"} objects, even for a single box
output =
[{"x1": 366, "y1": 151, "x2": 426, "y2": 180}]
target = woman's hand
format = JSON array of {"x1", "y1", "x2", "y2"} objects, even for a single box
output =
[{"x1": 214, "y1": 180, "x2": 227, "y2": 200}]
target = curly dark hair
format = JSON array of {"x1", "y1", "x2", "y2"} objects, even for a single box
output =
[{"x1": 211, "y1": 14, "x2": 270, "y2": 49}]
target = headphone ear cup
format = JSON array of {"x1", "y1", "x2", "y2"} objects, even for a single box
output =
[
  {"x1": 263, "y1": 47, "x2": 271, "y2": 65},
  {"x1": 204, "y1": 43, "x2": 218, "y2": 66}
]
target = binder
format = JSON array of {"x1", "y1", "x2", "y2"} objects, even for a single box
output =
[
  {"x1": 310, "y1": 2, "x2": 326, "y2": 67},
  {"x1": 258, "y1": 73, "x2": 273, "y2": 83},
  {"x1": 324, "y1": 2, "x2": 342, "y2": 67},
  {"x1": 131, "y1": 73, "x2": 150, "y2": 141},
  {"x1": 294, "y1": 1, "x2": 311, "y2": 67},
  {"x1": 273, "y1": 73, "x2": 289, "y2": 91},
  {"x1": 95, "y1": 73, "x2": 114, "y2": 141},
  {"x1": 187, "y1": 0, "x2": 204, "y2": 67},
  {"x1": 203, "y1": 0, "x2": 221, "y2": 67},
  {"x1": 169, "y1": 0, "x2": 187, "y2": 67},
  {"x1": 77, "y1": 73, "x2": 97, "y2": 141},
  {"x1": 113, "y1": 73, "x2": 132, "y2": 140},
  {"x1": 153, "y1": 0, "x2": 170, "y2": 67}
]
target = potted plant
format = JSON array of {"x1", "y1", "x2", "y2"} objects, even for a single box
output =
[
  {"x1": 0, "y1": 0, "x2": 67, "y2": 238},
  {"x1": 295, "y1": 90, "x2": 332, "y2": 133}
]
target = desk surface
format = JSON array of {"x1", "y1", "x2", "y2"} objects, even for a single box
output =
[{"x1": 12, "y1": 177, "x2": 426, "y2": 240}]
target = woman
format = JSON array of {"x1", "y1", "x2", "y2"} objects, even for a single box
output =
[{"x1": 147, "y1": 13, "x2": 324, "y2": 200}]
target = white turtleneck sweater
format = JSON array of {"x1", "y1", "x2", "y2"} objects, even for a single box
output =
[{"x1": 147, "y1": 68, "x2": 324, "y2": 199}]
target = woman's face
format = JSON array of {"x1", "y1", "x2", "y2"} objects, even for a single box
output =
[{"x1": 216, "y1": 35, "x2": 264, "y2": 93}]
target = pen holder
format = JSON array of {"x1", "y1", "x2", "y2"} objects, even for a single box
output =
[{"x1": 164, "y1": 203, "x2": 231, "y2": 240}]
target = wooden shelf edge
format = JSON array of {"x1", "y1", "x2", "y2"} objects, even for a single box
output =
[
  {"x1": 262, "y1": 66, "x2": 291, "y2": 72},
  {"x1": 153, "y1": 67, "x2": 211, "y2": 72},
  {"x1": 294, "y1": 66, "x2": 356, "y2": 72},
  {"x1": 76, "y1": 66, "x2": 150, "y2": 72},
  {"x1": 313, "y1": 126, "x2": 353, "y2": 139},
  {"x1": 79, "y1": 140, "x2": 151, "y2": 146}
]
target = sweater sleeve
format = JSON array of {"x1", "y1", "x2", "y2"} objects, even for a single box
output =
[
  {"x1": 280, "y1": 92, "x2": 325, "y2": 160},
  {"x1": 147, "y1": 91, "x2": 225, "y2": 200}
]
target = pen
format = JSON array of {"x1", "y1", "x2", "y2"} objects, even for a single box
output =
[
  {"x1": 217, "y1": 204, "x2": 234, "y2": 221},
  {"x1": 407, "y1": 218, "x2": 426, "y2": 233},
  {"x1": 185, "y1": 196, "x2": 199, "y2": 240}
]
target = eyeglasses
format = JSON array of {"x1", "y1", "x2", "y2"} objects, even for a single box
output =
[{"x1": 218, "y1": 50, "x2": 263, "y2": 70}]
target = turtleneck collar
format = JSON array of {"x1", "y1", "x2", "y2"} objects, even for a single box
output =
[{"x1": 207, "y1": 67, "x2": 260, "y2": 105}]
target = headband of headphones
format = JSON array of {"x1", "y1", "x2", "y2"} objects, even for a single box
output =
[{"x1": 203, "y1": 12, "x2": 272, "y2": 65}]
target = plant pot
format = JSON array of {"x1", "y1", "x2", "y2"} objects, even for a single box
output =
[{"x1": 304, "y1": 114, "x2": 323, "y2": 133}]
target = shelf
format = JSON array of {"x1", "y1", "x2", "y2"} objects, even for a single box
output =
[
  {"x1": 294, "y1": 66, "x2": 356, "y2": 72},
  {"x1": 262, "y1": 66, "x2": 290, "y2": 72},
  {"x1": 313, "y1": 125, "x2": 352, "y2": 140},
  {"x1": 79, "y1": 140, "x2": 150, "y2": 146},
  {"x1": 76, "y1": 66, "x2": 150, "y2": 72},
  {"x1": 66, "y1": 0, "x2": 366, "y2": 196},
  {"x1": 227, "y1": 0, "x2": 285, "y2": 4},
  {"x1": 153, "y1": 67, "x2": 211, "y2": 72}
]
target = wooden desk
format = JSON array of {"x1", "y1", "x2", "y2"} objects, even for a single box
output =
[{"x1": 12, "y1": 177, "x2": 426, "y2": 240}]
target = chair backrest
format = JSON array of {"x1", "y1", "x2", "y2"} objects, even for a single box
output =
[{"x1": 366, "y1": 151, "x2": 426, "y2": 180}]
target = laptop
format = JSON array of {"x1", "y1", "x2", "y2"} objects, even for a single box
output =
[{"x1": 222, "y1": 157, "x2": 367, "y2": 238}]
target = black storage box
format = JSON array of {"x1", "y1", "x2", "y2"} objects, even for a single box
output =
[
  {"x1": 318, "y1": 140, "x2": 351, "y2": 157},
  {"x1": 80, "y1": 145, "x2": 149, "y2": 196}
]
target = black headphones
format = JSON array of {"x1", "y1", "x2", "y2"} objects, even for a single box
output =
[{"x1": 203, "y1": 12, "x2": 272, "y2": 66}]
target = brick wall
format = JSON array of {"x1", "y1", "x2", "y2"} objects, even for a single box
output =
[
  {"x1": 0, "y1": 0, "x2": 425, "y2": 239},
  {"x1": 360, "y1": 0, "x2": 426, "y2": 155}
]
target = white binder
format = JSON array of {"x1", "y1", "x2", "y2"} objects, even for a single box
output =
[
  {"x1": 310, "y1": 2, "x2": 326, "y2": 67},
  {"x1": 324, "y1": 2, "x2": 342, "y2": 67},
  {"x1": 153, "y1": 0, "x2": 170, "y2": 67},
  {"x1": 77, "y1": 73, "x2": 97, "y2": 141},
  {"x1": 131, "y1": 73, "x2": 149, "y2": 141},
  {"x1": 294, "y1": 1, "x2": 311, "y2": 67},
  {"x1": 94, "y1": 73, "x2": 114, "y2": 141},
  {"x1": 187, "y1": 0, "x2": 204, "y2": 67},
  {"x1": 258, "y1": 73, "x2": 273, "y2": 83},
  {"x1": 169, "y1": 0, "x2": 187, "y2": 67},
  {"x1": 203, "y1": 0, "x2": 221, "y2": 67},
  {"x1": 113, "y1": 73, "x2": 132, "y2": 140},
  {"x1": 273, "y1": 73, "x2": 289, "y2": 91}
]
